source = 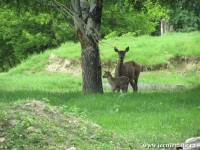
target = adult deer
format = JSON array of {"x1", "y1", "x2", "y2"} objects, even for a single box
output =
[{"x1": 114, "y1": 47, "x2": 141, "y2": 92}]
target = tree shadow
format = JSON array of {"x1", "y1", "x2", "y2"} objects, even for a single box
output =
[{"x1": 0, "y1": 89, "x2": 82, "y2": 106}]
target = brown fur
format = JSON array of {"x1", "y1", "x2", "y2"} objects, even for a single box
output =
[
  {"x1": 103, "y1": 71, "x2": 129, "y2": 93},
  {"x1": 114, "y1": 47, "x2": 141, "y2": 92}
]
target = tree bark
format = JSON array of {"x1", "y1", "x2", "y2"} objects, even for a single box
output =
[{"x1": 72, "y1": 0, "x2": 103, "y2": 94}]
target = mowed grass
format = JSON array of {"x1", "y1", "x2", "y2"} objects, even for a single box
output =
[
  {"x1": 65, "y1": 89, "x2": 200, "y2": 145},
  {"x1": 140, "y1": 70, "x2": 200, "y2": 87},
  {"x1": 0, "y1": 73, "x2": 200, "y2": 149}
]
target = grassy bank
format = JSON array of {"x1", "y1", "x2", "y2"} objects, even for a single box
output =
[
  {"x1": 55, "y1": 31, "x2": 200, "y2": 64},
  {"x1": 8, "y1": 31, "x2": 200, "y2": 75}
]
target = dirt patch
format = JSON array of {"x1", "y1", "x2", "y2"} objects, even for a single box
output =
[
  {"x1": 46, "y1": 54, "x2": 81, "y2": 76},
  {"x1": 46, "y1": 54, "x2": 200, "y2": 75},
  {"x1": 141, "y1": 56, "x2": 200, "y2": 72},
  {"x1": 101, "y1": 59, "x2": 117, "y2": 70},
  {"x1": 0, "y1": 137, "x2": 5, "y2": 143},
  {"x1": 45, "y1": 54, "x2": 116, "y2": 76},
  {"x1": 141, "y1": 63, "x2": 168, "y2": 71},
  {"x1": 169, "y1": 56, "x2": 200, "y2": 71}
]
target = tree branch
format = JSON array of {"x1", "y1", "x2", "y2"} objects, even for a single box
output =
[
  {"x1": 53, "y1": 0, "x2": 103, "y2": 46},
  {"x1": 71, "y1": 0, "x2": 83, "y2": 31}
]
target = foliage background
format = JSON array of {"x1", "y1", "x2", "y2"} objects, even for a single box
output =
[{"x1": 0, "y1": 0, "x2": 199, "y2": 71}]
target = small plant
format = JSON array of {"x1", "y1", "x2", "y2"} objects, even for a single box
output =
[
  {"x1": 69, "y1": 106, "x2": 88, "y2": 118},
  {"x1": 59, "y1": 105, "x2": 88, "y2": 119},
  {"x1": 108, "y1": 105, "x2": 120, "y2": 113},
  {"x1": 20, "y1": 117, "x2": 35, "y2": 129}
]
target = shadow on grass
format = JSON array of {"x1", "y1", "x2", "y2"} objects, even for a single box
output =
[
  {"x1": 0, "y1": 89, "x2": 82, "y2": 105},
  {"x1": 0, "y1": 85, "x2": 199, "y2": 108}
]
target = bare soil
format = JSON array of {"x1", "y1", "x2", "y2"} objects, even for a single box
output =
[
  {"x1": 142, "y1": 56, "x2": 200, "y2": 72},
  {"x1": 45, "y1": 54, "x2": 81, "y2": 76},
  {"x1": 45, "y1": 54, "x2": 200, "y2": 76}
]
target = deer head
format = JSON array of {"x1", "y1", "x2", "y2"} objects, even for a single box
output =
[
  {"x1": 114, "y1": 47, "x2": 129, "y2": 60},
  {"x1": 102, "y1": 71, "x2": 112, "y2": 78}
]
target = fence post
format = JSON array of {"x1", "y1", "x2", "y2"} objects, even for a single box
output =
[{"x1": 161, "y1": 19, "x2": 171, "y2": 36}]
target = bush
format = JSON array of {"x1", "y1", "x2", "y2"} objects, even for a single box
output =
[
  {"x1": 0, "y1": 6, "x2": 75, "y2": 71},
  {"x1": 101, "y1": 0, "x2": 169, "y2": 38},
  {"x1": 170, "y1": 9, "x2": 200, "y2": 32}
]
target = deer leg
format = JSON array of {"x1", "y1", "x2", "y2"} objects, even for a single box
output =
[
  {"x1": 124, "y1": 85, "x2": 129, "y2": 93},
  {"x1": 125, "y1": 85, "x2": 129, "y2": 93},
  {"x1": 134, "y1": 78, "x2": 138, "y2": 92},
  {"x1": 129, "y1": 80, "x2": 135, "y2": 92},
  {"x1": 122, "y1": 87, "x2": 128, "y2": 93}
]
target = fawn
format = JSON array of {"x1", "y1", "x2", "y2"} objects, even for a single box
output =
[{"x1": 103, "y1": 71, "x2": 130, "y2": 93}]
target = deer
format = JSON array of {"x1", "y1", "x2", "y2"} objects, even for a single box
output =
[
  {"x1": 103, "y1": 71, "x2": 130, "y2": 93},
  {"x1": 114, "y1": 47, "x2": 141, "y2": 92}
]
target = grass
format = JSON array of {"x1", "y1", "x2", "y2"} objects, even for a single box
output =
[
  {"x1": 0, "y1": 32, "x2": 200, "y2": 149},
  {"x1": 0, "y1": 72, "x2": 200, "y2": 149},
  {"x1": 66, "y1": 90, "x2": 200, "y2": 144},
  {"x1": 8, "y1": 31, "x2": 200, "y2": 75},
  {"x1": 100, "y1": 31, "x2": 200, "y2": 64},
  {"x1": 0, "y1": 100, "x2": 133, "y2": 149},
  {"x1": 54, "y1": 32, "x2": 200, "y2": 64},
  {"x1": 140, "y1": 70, "x2": 200, "y2": 87},
  {"x1": 0, "y1": 73, "x2": 81, "y2": 92}
]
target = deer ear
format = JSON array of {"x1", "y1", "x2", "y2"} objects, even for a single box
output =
[
  {"x1": 125, "y1": 47, "x2": 129, "y2": 52},
  {"x1": 114, "y1": 47, "x2": 119, "y2": 52}
]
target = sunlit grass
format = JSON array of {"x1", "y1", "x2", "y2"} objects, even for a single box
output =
[
  {"x1": 0, "y1": 73, "x2": 81, "y2": 92},
  {"x1": 139, "y1": 70, "x2": 200, "y2": 87},
  {"x1": 8, "y1": 32, "x2": 200, "y2": 75},
  {"x1": 99, "y1": 31, "x2": 200, "y2": 64}
]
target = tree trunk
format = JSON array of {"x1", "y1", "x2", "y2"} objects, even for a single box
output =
[{"x1": 72, "y1": 0, "x2": 103, "y2": 94}]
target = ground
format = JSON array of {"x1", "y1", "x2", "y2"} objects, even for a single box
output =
[{"x1": 0, "y1": 100, "x2": 133, "y2": 150}]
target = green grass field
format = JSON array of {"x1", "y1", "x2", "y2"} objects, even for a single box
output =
[
  {"x1": 0, "y1": 32, "x2": 200, "y2": 149},
  {"x1": 0, "y1": 73, "x2": 200, "y2": 149}
]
